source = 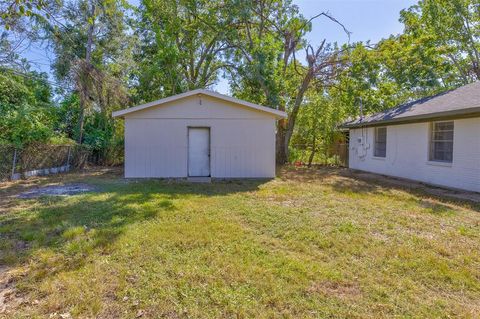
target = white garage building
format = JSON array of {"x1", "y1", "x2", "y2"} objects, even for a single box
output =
[
  {"x1": 113, "y1": 89, "x2": 286, "y2": 179},
  {"x1": 342, "y1": 82, "x2": 480, "y2": 193}
]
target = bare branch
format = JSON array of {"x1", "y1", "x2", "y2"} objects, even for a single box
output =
[{"x1": 303, "y1": 12, "x2": 351, "y2": 42}]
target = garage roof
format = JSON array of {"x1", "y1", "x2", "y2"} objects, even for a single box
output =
[
  {"x1": 112, "y1": 89, "x2": 287, "y2": 119},
  {"x1": 342, "y1": 81, "x2": 480, "y2": 128}
]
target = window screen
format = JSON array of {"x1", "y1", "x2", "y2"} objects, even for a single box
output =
[
  {"x1": 374, "y1": 127, "x2": 387, "y2": 157},
  {"x1": 430, "y1": 121, "x2": 454, "y2": 163}
]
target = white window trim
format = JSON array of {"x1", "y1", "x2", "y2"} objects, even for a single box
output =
[
  {"x1": 426, "y1": 160, "x2": 452, "y2": 167},
  {"x1": 429, "y1": 120, "x2": 454, "y2": 164},
  {"x1": 373, "y1": 127, "x2": 387, "y2": 158}
]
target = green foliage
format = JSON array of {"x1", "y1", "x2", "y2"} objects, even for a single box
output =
[
  {"x1": 47, "y1": 135, "x2": 76, "y2": 145},
  {"x1": 0, "y1": 72, "x2": 31, "y2": 105},
  {"x1": 290, "y1": 91, "x2": 348, "y2": 164},
  {"x1": 0, "y1": 69, "x2": 54, "y2": 146},
  {"x1": 0, "y1": 102, "x2": 53, "y2": 146},
  {"x1": 1, "y1": 0, "x2": 479, "y2": 163},
  {"x1": 54, "y1": 92, "x2": 124, "y2": 164},
  {"x1": 226, "y1": 0, "x2": 308, "y2": 108},
  {"x1": 45, "y1": 0, "x2": 133, "y2": 144},
  {"x1": 0, "y1": 0, "x2": 49, "y2": 29},
  {"x1": 289, "y1": 0, "x2": 480, "y2": 165},
  {"x1": 54, "y1": 94, "x2": 81, "y2": 140},
  {"x1": 134, "y1": 0, "x2": 236, "y2": 101},
  {"x1": 82, "y1": 111, "x2": 118, "y2": 151},
  {"x1": 400, "y1": 0, "x2": 480, "y2": 82}
]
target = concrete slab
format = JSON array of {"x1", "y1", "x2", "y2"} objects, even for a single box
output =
[{"x1": 187, "y1": 177, "x2": 212, "y2": 183}]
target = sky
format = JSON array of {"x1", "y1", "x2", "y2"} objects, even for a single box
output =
[
  {"x1": 22, "y1": 0, "x2": 418, "y2": 94},
  {"x1": 296, "y1": 0, "x2": 417, "y2": 45},
  {"x1": 214, "y1": 0, "x2": 418, "y2": 93}
]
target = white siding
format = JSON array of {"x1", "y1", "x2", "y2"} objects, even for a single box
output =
[
  {"x1": 126, "y1": 94, "x2": 274, "y2": 120},
  {"x1": 349, "y1": 117, "x2": 480, "y2": 192},
  {"x1": 124, "y1": 95, "x2": 276, "y2": 178}
]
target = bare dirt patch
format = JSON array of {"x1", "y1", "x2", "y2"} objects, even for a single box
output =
[
  {"x1": 306, "y1": 280, "x2": 361, "y2": 300},
  {"x1": 17, "y1": 183, "x2": 97, "y2": 199},
  {"x1": 0, "y1": 267, "x2": 26, "y2": 315}
]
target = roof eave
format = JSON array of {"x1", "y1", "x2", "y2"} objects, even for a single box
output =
[
  {"x1": 112, "y1": 89, "x2": 287, "y2": 119},
  {"x1": 342, "y1": 107, "x2": 480, "y2": 129}
]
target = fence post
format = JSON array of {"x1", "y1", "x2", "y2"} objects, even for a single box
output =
[{"x1": 11, "y1": 148, "x2": 17, "y2": 180}]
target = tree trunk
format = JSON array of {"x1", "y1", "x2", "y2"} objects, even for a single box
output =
[
  {"x1": 324, "y1": 143, "x2": 329, "y2": 164},
  {"x1": 278, "y1": 42, "x2": 327, "y2": 163},
  {"x1": 307, "y1": 149, "x2": 316, "y2": 167},
  {"x1": 277, "y1": 70, "x2": 313, "y2": 163},
  {"x1": 276, "y1": 121, "x2": 288, "y2": 164},
  {"x1": 307, "y1": 136, "x2": 317, "y2": 167},
  {"x1": 77, "y1": 102, "x2": 86, "y2": 143},
  {"x1": 77, "y1": 1, "x2": 96, "y2": 144}
]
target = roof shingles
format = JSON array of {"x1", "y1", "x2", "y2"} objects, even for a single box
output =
[{"x1": 342, "y1": 81, "x2": 480, "y2": 128}]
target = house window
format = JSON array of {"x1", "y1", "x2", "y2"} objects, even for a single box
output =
[
  {"x1": 430, "y1": 121, "x2": 454, "y2": 163},
  {"x1": 374, "y1": 127, "x2": 387, "y2": 157}
]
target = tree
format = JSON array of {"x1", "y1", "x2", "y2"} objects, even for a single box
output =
[
  {"x1": 134, "y1": 0, "x2": 235, "y2": 101},
  {"x1": 290, "y1": 92, "x2": 341, "y2": 166},
  {"x1": 0, "y1": 0, "x2": 60, "y2": 69},
  {"x1": 400, "y1": 0, "x2": 480, "y2": 83},
  {"x1": 0, "y1": 0, "x2": 48, "y2": 23},
  {"x1": 45, "y1": 0, "x2": 133, "y2": 143},
  {"x1": 225, "y1": 0, "x2": 348, "y2": 163},
  {"x1": 0, "y1": 68, "x2": 54, "y2": 145}
]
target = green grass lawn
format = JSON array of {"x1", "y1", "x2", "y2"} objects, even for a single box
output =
[{"x1": 1, "y1": 167, "x2": 479, "y2": 318}]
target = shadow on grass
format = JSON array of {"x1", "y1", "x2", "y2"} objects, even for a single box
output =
[
  {"x1": 3, "y1": 164, "x2": 478, "y2": 280},
  {"x1": 0, "y1": 175, "x2": 267, "y2": 279},
  {"x1": 278, "y1": 165, "x2": 480, "y2": 213},
  {"x1": 277, "y1": 165, "x2": 342, "y2": 183},
  {"x1": 347, "y1": 172, "x2": 480, "y2": 213},
  {"x1": 278, "y1": 165, "x2": 384, "y2": 195},
  {"x1": 330, "y1": 177, "x2": 382, "y2": 195}
]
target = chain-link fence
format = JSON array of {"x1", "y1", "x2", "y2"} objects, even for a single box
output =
[
  {"x1": 0, "y1": 145, "x2": 16, "y2": 181},
  {"x1": 0, "y1": 144, "x2": 92, "y2": 182}
]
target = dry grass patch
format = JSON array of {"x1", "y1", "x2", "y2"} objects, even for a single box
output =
[{"x1": 0, "y1": 166, "x2": 479, "y2": 318}]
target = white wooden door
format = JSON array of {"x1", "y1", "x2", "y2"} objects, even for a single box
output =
[{"x1": 188, "y1": 128, "x2": 210, "y2": 177}]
